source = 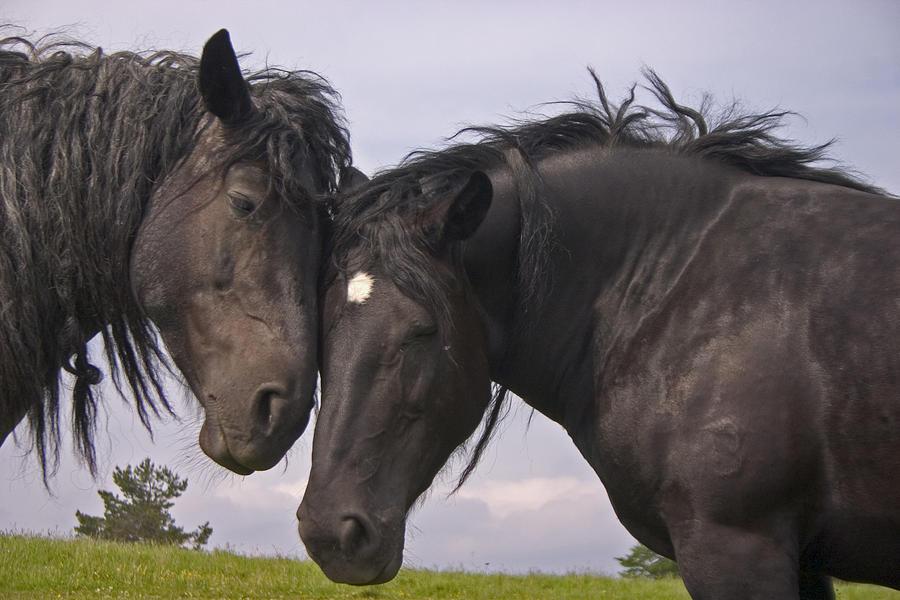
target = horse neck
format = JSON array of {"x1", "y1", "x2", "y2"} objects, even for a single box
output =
[{"x1": 466, "y1": 145, "x2": 745, "y2": 430}]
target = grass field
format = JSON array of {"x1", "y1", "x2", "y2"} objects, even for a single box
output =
[{"x1": 1, "y1": 535, "x2": 897, "y2": 599}]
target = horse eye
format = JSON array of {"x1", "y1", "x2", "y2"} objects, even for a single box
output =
[
  {"x1": 227, "y1": 191, "x2": 257, "y2": 217},
  {"x1": 407, "y1": 324, "x2": 438, "y2": 341}
]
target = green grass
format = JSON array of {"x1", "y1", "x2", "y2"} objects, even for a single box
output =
[{"x1": 1, "y1": 534, "x2": 897, "y2": 599}]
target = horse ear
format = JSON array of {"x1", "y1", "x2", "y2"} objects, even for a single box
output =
[
  {"x1": 339, "y1": 166, "x2": 370, "y2": 194},
  {"x1": 199, "y1": 29, "x2": 253, "y2": 124},
  {"x1": 440, "y1": 171, "x2": 493, "y2": 243}
]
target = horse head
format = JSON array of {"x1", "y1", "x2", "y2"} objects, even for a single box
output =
[
  {"x1": 131, "y1": 30, "x2": 335, "y2": 474},
  {"x1": 298, "y1": 171, "x2": 494, "y2": 583}
]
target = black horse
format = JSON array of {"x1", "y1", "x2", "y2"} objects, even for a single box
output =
[
  {"x1": 299, "y1": 72, "x2": 899, "y2": 597},
  {"x1": 0, "y1": 29, "x2": 350, "y2": 478}
]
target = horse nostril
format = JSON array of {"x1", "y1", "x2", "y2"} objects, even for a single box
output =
[
  {"x1": 339, "y1": 515, "x2": 372, "y2": 558},
  {"x1": 252, "y1": 383, "x2": 287, "y2": 431},
  {"x1": 256, "y1": 389, "x2": 274, "y2": 426}
]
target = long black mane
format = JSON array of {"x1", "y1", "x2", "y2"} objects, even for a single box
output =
[
  {"x1": 330, "y1": 69, "x2": 885, "y2": 489},
  {"x1": 0, "y1": 31, "x2": 351, "y2": 477}
]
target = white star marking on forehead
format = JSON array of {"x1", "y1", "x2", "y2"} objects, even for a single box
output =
[{"x1": 347, "y1": 271, "x2": 374, "y2": 304}]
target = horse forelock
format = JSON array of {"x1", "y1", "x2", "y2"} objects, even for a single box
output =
[
  {"x1": 0, "y1": 30, "x2": 350, "y2": 480},
  {"x1": 235, "y1": 68, "x2": 351, "y2": 209}
]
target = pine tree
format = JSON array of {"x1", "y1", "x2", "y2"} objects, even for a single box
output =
[
  {"x1": 74, "y1": 458, "x2": 212, "y2": 549},
  {"x1": 615, "y1": 543, "x2": 679, "y2": 578}
]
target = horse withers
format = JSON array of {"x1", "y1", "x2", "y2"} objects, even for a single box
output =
[
  {"x1": 299, "y1": 74, "x2": 899, "y2": 597},
  {"x1": 0, "y1": 29, "x2": 350, "y2": 476}
]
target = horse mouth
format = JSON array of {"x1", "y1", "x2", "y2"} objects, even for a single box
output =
[
  {"x1": 198, "y1": 418, "x2": 256, "y2": 476},
  {"x1": 361, "y1": 553, "x2": 403, "y2": 586},
  {"x1": 308, "y1": 546, "x2": 402, "y2": 586}
]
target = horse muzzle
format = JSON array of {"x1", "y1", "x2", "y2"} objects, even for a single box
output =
[
  {"x1": 198, "y1": 380, "x2": 312, "y2": 473},
  {"x1": 296, "y1": 503, "x2": 404, "y2": 585}
]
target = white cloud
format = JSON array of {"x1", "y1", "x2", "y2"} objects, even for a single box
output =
[{"x1": 457, "y1": 476, "x2": 601, "y2": 519}]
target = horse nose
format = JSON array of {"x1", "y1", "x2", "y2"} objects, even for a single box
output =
[
  {"x1": 211, "y1": 380, "x2": 308, "y2": 472},
  {"x1": 298, "y1": 497, "x2": 403, "y2": 585},
  {"x1": 297, "y1": 505, "x2": 384, "y2": 572},
  {"x1": 251, "y1": 381, "x2": 305, "y2": 438},
  {"x1": 339, "y1": 514, "x2": 379, "y2": 559}
]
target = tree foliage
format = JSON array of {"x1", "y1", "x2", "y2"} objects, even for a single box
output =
[
  {"x1": 615, "y1": 543, "x2": 679, "y2": 579},
  {"x1": 74, "y1": 458, "x2": 212, "y2": 549}
]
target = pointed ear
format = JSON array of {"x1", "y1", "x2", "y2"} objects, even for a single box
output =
[
  {"x1": 439, "y1": 171, "x2": 493, "y2": 243},
  {"x1": 199, "y1": 29, "x2": 253, "y2": 124},
  {"x1": 339, "y1": 166, "x2": 370, "y2": 194}
]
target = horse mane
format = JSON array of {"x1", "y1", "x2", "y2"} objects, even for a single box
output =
[
  {"x1": 0, "y1": 30, "x2": 351, "y2": 479},
  {"x1": 330, "y1": 68, "x2": 884, "y2": 490}
]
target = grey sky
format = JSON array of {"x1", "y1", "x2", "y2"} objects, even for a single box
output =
[{"x1": 2, "y1": 0, "x2": 898, "y2": 577}]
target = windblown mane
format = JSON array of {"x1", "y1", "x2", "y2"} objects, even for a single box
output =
[
  {"x1": 330, "y1": 69, "x2": 884, "y2": 489},
  {"x1": 0, "y1": 31, "x2": 351, "y2": 478},
  {"x1": 333, "y1": 68, "x2": 883, "y2": 332}
]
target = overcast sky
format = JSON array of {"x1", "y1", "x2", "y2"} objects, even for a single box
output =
[{"x1": 2, "y1": 0, "x2": 898, "y2": 578}]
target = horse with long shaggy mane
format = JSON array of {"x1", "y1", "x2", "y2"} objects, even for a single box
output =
[{"x1": 0, "y1": 28, "x2": 351, "y2": 480}]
